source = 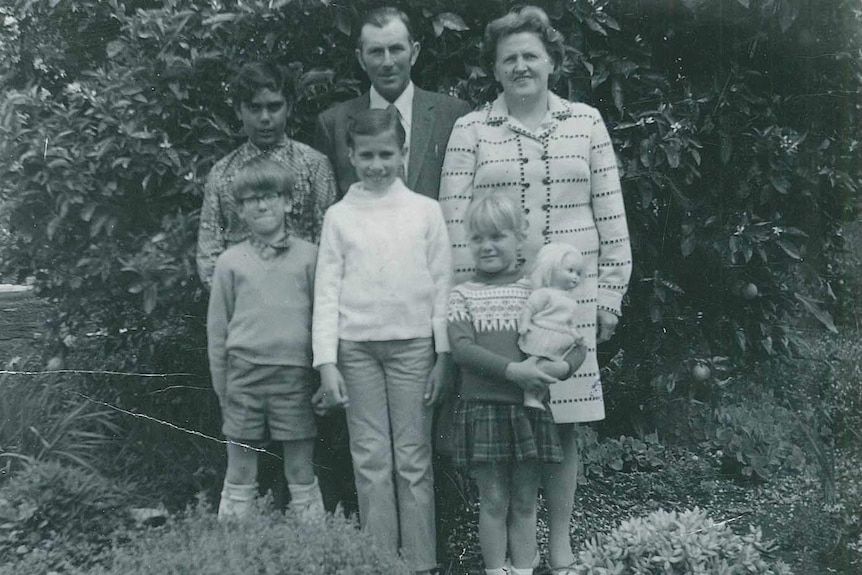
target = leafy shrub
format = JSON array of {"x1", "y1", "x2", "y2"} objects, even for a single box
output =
[
  {"x1": 0, "y1": 460, "x2": 134, "y2": 572},
  {"x1": 704, "y1": 399, "x2": 807, "y2": 482},
  {"x1": 824, "y1": 334, "x2": 862, "y2": 448},
  {"x1": 0, "y1": 366, "x2": 121, "y2": 477},
  {"x1": 87, "y1": 497, "x2": 413, "y2": 575},
  {"x1": 574, "y1": 507, "x2": 793, "y2": 575},
  {"x1": 578, "y1": 426, "x2": 665, "y2": 478},
  {"x1": 828, "y1": 451, "x2": 862, "y2": 572}
]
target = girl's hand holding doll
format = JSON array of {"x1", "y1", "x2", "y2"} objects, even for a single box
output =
[{"x1": 504, "y1": 355, "x2": 557, "y2": 398}]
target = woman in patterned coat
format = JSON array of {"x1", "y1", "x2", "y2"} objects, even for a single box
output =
[{"x1": 438, "y1": 6, "x2": 632, "y2": 572}]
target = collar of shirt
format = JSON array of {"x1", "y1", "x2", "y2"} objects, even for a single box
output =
[
  {"x1": 242, "y1": 135, "x2": 292, "y2": 156},
  {"x1": 248, "y1": 233, "x2": 292, "y2": 261},
  {"x1": 343, "y1": 177, "x2": 410, "y2": 205},
  {"x1": 369, "y1": 82, "x2": 414, "y2": 131},
  {"x1": 485, "y1": 92, "x2": 573, "y2": 130}
]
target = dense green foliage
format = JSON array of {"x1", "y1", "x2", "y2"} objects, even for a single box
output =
[
  {"x1": 86, "y1": 497, "x2": 413, "y2": 575},
  {"x1": 0, "y1": 460, "x2": 134, "y2": 573},
  {"x1": 575, "y1": 507, "x2": 793, "y2": 574},
  {"x1": 0, "y1": 365, "x2": 121, "y2": 476}
]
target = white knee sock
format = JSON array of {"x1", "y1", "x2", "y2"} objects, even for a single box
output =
[
  {"x1": 288, "y1": 476, "x2": 325, "y2": 521},
  {"x1": 484, "y1": 569, "x2": 507, "y2": 575},
  {"x1": 217, "y1": 480, "x2": 257, "y2": 521},
  {"x1": 509, "y1": 568, "x2": 533, "y2": 575}
]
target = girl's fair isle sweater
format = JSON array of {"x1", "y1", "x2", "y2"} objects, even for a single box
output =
[
  {"x1": 207, "y1": 238, "x2": 317, "y2": 397},
  {"x1": 448, "y1": 269, "x2": 580, "y2": 404},
  {"x1": 312, "y1": 178, "x2": 452, "y2": 367}
]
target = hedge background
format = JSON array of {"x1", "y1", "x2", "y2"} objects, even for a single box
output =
[{"x1": 0, "y1": 0, "x2": 860, "y2": 437}]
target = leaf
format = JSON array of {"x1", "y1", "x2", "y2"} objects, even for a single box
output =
[
  {"x1": 80, "y1": 203, "x2": 97, "y2": 222},
  {"x1": 47, "y1": 217, "x2": 62, "y2": 241},
  {"x1": 611, "y1": 78, "x2": 624, "y2": 113},
  {"x1": 681, "y1": 235, "x2": 696, "y2": 258},
  {"x1": 143, "y1": 285, "x2": 158, "y2": 315},
  {"x1": 584, "y1": 17, "x2": 607, "y2": 36},
  {"x1": 779, "y1": 0, "x2": 798, "y2": 32},
  {"x1": 202, "y1": 13, "x2": 238, "y2": 26},
  {"x1": 733, "y1": 329, "x2": 747, "y2": 352},
  {"x1": 794, "y1": 293, "x2": 838, "y2": 334},
  {"x1": 737, "y1": 0, "x2": 750, "y2": 7},
  {"x1": 466, "y1": 65, "x2": 487, "y2": 80},
  {"x1": 719, "y1": 132, "x2": 732, "y2": 164},
  {"x1": 432, "y1": 12, "x2": 469, "y2": 37},
  {"x1": 106, "y1": 40, "x2": 125, "y2": 59},
  {"x1": 776, "y1": 239, "x2": 802, "y2": 261},
  {"x1": 770, "y1": 174, "x2": 791, "y2": 195},
  {"x1": 334, "y1": 9, "x2": 351, "y2": 36},
  {"x1": 640, "y1": 183, "x2": 652, "y2": 209},
  {"x1": 664, "y1": 141, "x2": 680, "y2": 168},
  {"x1": 660, "y1": 278, "x2": 684, "y2": 294},
  {"x1": 591, "y1": 67, "x2": 610, "y2": 89},
  {"x1": 601, "y1": 13, "x2": 621, "y2": 31}
]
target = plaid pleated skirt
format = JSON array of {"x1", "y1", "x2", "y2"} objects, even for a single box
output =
[{"x1": 452, "y1": 400, "x2": 563, "y2": 467}]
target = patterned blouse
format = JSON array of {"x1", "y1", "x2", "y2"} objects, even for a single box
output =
[
  {"x1": 196, "y1": 137, "x2": 336, "y2": 287},
  {"x1": 439, "y1": 93, "x2": 632, "y2": 423}
]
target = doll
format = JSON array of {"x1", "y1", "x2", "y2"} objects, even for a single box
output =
[{"x1": 518, "y1": 243, "x2": 587, "y2": 410}]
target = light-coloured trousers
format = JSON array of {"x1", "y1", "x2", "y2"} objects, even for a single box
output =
[{"x1": 338, "y1": 338, "x2": 436, "y2": 571}]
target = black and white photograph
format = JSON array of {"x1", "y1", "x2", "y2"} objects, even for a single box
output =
[{"x1": 0, "y1": 1, "x2": 859, "y2": 573}]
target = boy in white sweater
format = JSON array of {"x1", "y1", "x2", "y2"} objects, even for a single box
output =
[
  {"x1": 312, "y1": 108, "x2": 452, "y2": 574},
  {"x1": 207, "y1": 158, "x2": 324, "y2": 521}
]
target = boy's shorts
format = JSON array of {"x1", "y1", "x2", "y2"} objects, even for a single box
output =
[{"x1": 222, "y1": 355, "x2": 317, "y2": 442}]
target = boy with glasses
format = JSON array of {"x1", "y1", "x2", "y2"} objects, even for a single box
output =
[{"x1": 207, "y1": 158, "x2": 323, "y2": 521}]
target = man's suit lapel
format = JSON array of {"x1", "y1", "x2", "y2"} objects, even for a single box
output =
[{"x1": 407, "y1": 89, "x2": 434, "y2": 191}]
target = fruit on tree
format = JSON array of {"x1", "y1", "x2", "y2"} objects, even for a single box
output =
[
  {"x1": 692, "y1": 364, "x2": 711, "y2": 381},
  {"x1": 741, "y1": 283, "x2": 759, "y2": 300}
]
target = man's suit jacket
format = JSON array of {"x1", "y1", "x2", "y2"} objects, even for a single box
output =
[{"x1": 314, "y1": 88, "x2": 472, "y2": 200}]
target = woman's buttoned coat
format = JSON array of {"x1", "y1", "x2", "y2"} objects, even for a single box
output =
[{"x1": 440, "y1": 93, "x2": 632, "y2": 423}]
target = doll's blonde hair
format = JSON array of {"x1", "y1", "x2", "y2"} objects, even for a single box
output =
[
  {"x1": 463, "y1": 192, "x2": 527, "y2": 238},
  {"x1": 529, "y1": 243, "x2": 584, "y2": 289}
]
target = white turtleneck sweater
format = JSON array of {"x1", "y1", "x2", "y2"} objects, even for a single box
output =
[{"x1": 312, "y1": 178, "x2": 452, "y2": 367}]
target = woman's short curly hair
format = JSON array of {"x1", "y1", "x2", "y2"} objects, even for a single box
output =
[{"x1": 482, "y1": 5, "x2": 567, "y2": 78}]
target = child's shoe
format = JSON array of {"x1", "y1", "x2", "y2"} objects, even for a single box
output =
[
  {"x1": 505, "y1": 549, "x2": 542, "y2": 572},
  {"x1": 217, "y1": 481, "x2": 257, "y2": 521},
  {"x1": 288, "y1": 476, "x2": 325, "y2": 522}
]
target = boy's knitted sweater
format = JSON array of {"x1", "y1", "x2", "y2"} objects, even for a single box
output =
[
  {"x1": 207, "y1": 237, "x2": 317, "y2": 398},
  {"x1": 312, "y1": 179, "x2": 452, "y2": 367}
]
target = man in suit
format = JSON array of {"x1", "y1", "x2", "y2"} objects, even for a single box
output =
[{"x1": 315, "y1": 6, "x2": 471, "y2": 200}]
